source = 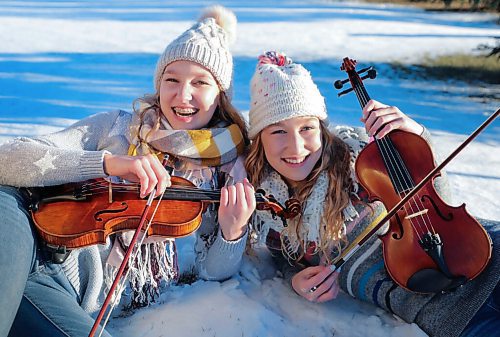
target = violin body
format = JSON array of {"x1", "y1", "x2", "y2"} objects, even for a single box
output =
[
  {"x1": 30, "y1": 177, "x2": 204, "y2": 249},
  {"x1": 337, "y1": 57, "x2": 492, "y2": 293},
  {"x1": 29, "y1": 176, "x2": 298, "y2": 250},
  {"x1": 356, "y1": 131, "x2": 492, "y2": 292}
]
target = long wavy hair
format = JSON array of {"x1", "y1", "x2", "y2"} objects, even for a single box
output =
[{"x1": 245, "y1": 119, "x2": 352, "y2": 263}]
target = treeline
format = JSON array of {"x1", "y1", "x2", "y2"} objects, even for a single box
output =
[{"x1": 409, "y1": 0, "x2": 499, "y2": 11}]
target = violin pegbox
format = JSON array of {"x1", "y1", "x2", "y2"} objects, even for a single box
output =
[{"x1": 334, "y1": 57, "x2": 377, "y2": 97}]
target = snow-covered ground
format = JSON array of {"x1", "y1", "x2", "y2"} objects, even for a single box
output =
[{"x1": 0, "y1": 1, "x2": 498, "y2": 336}]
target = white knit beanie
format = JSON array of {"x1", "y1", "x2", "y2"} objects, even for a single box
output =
[
  {"x1": 248, "y1": 51, "x2": 327, "y2": 139},
  {"x1": 153, "y1": 5, "x2": 236, "y2": 95}
]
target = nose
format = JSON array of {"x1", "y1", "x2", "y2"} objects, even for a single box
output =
[
  {"x1": 287, "y1": 131, "x2": 305, "y2": 154},
  {"x1": 177, "y1": 82, "x2": 192, "y2": 102}
]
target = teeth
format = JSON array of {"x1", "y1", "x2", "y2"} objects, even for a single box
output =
[
  {"x1": 173, "y1": 107, "x2": 197, "y2": 116},
  {"x1": 283, "y1": 157, "x2": 306, "y2": 164}
]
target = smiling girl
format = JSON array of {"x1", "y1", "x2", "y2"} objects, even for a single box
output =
[
  {"x1": 0, "y1": 6, "x2": 255, "y2": 337},
  {"x1": 246, "y1": 51, "x2": 499, "y2": 337}
]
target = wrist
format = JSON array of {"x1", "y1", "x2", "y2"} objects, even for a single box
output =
[{"x1": 221, "y1": 226, "x2": 247, "y2": 241}]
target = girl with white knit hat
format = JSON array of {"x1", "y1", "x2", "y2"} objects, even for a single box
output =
[
  {"x1": 246, "y1": 51, "x2": 499, "y2": 337},
  {"x1": 0, "y1": 6, "x2": 255, "y2": 337}
]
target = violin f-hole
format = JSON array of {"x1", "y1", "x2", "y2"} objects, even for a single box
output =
[
  {"x1": 421, "y1": 195, "x2": 453, "y2": 221},
  {"x1": 94, "y1": 202, "x2": 129, "y2": 221}
]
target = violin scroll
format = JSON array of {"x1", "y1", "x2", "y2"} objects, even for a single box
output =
[{"x1": 255, "y1": 189, "x2": 301, "y2": 220}]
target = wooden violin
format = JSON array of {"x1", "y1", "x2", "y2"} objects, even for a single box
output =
[
  {"x1": 335, "y1": 57, "x2": 493, "y2": 293},
  {"x1": 28, "y1": 176, "x2": 300, "y2": 250}
]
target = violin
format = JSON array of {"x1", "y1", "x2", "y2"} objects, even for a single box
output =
[
  {"x1": 29, "y1": 176, "x2": 300, "y2": 250},
  {"x1": 335, "y1": 57, "x2": 492, "y2": 293}
]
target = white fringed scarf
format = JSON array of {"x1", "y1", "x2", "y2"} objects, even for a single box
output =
[{"x1": 253, "y1": 125, "x2": 367, "y2": 261}]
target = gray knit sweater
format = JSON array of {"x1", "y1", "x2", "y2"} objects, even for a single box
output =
[
  {"x1": 263, "y1": 127, "x2": 499, "y2": 337},
  {"x1": 0, "y1": 109, "x2": 248, "y2": 312}
]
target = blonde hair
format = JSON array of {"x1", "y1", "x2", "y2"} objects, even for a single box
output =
[
  {"x1": 132, "y1": 90, "x2": 249, "y2": 154},
  {"x1": 246, "y1": 120, "x2": 352, "y2": 263}
]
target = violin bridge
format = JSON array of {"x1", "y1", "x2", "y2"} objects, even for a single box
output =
[
  {"x1": 108, "y1": 181, "x2": 113, "y2": 203},
  {"x1": 405, "y1": 209, "x2": 428, "y2": 220}
]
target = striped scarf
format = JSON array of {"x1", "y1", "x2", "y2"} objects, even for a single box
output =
[{"x1": 129, "y1": 108, "x2": 245, "y2": 166}]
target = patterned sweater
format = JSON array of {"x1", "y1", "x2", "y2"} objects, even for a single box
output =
[
  {"x1": 260, "y1": 126, "x2": 499, "y2": 337},
  {"x1": 0, "y1": 109, "x2": 248, "y2": 312}
]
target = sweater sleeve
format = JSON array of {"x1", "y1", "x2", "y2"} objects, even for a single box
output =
[
  {"x1": 194, "y1": 158, "x2": 249, "y2": 281},
  {"x1": 0, "y1": 110, "x2": 130, "y2": 187},
  {"x1": 196, "y1": 226, "x2": 248, "y2": 281}
]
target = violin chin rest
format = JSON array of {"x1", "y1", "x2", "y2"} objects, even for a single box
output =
[{"x1": 407, "y1": 269, "x2": 467, "y2": 294}]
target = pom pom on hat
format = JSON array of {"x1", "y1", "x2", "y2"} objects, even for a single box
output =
[
  {"x1": 153, "y1": 6, "x2": 237, "y2": 96},
  {"x1": 248, "y1": 51, "x2": 328, "y2": 139},
  {"x1": 199, "y1": 5, "x2": 237, "y2": 45}
]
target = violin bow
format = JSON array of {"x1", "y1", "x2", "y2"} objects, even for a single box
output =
[
  {"x1": 88, "y1": 184, "x2": 168, "y2": 337},
  {"x1": 319, "y1": 108, "x2": 499, "y2": 286}
]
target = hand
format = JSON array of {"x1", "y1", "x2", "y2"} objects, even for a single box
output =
[
  {"x1": 218, "y1": 178, "x2": 256, "y2": 241},
  {"x1": 103, "y1": 153, "x2": 171, "y2": 198},
  {"x1": 291, "y1": 265, "x2": 340, "y2": 303},
  {"x1": 361, "y1": 99, "x2": 424, "y2": 138}
]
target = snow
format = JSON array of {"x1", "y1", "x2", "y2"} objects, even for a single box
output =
[{"x1": 0, "y1": 1, "x2": 498, "y2": 336}]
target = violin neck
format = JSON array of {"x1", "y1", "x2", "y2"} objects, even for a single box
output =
[
  {"x1": 349, "y1": 69, "x2": 416, "y2": 195},
  {"x1": 350, "y1": 70, "x2": 371, "y2": 109},
  {"x1": 161, "y1": 189, "x2": 267, "y2": 204}
]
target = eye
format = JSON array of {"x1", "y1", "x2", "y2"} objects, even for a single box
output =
[
  {"x1": 193, "y1": 78, "x2": 213, "y2": 86},
  {"x1": 164, "y1": 77, "x2": 178, "y2": 83},
  {"x1": 301, "y1": 125, "x2": 316, "y2": 132},
  {"x1": 270, "y1": 129, "x2": 286, "y2": 135}
]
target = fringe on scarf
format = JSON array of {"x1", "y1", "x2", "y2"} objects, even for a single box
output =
[{"x1": 104, "y1": 239, "x2": 178, "y2": 309}]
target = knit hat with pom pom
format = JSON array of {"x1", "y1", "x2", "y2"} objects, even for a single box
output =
[
  {"x1": 248, "y1": 51, "x2": 327, "y2": 139},
  {"x1": 154, "y1": 5, "x2": 237, "y2": 95}
]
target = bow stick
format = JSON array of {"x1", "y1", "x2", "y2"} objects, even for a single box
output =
[{"x1": 89, "y1": 159, "x2": 173, "y2": 337}]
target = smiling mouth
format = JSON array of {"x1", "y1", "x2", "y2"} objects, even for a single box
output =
[
  {"x1": 282, "y1": 155, "x2": 308, "y2": 164},
  {"x1": 172, "y1": 107, "x2": 198, "y2": 117}
]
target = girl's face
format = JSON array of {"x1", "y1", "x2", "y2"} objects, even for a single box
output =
[
  {"x1": 159, "y1": 60, "x2": 220, "y2": 130},
  {"x1": 260, "y1": 117, "x2": 323, "y2": 186}
]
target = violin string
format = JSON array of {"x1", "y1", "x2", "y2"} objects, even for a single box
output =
[
  {"x1": 383, "y1": 138, "x2": 436, "y2": 235},
  {"x1": 79, "y1": 185, "x2": 223, "y2": 200},
  {"x1": 354, "y1": 83, "x2": 428, "y2": 240},
  {"x1": 376, "y1": 137, "x2": 427, "y2": 241}
]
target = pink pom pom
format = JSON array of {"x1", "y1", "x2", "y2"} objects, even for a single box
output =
[{"x1": 257, "y1": 51, "x2": 292, "y2": 67}]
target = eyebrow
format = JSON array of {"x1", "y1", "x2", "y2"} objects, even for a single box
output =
[
  {"x1": 270, "y1": 117, "x2": 318, "y2": 127},
  {"x1": 163, "y1": 70, "x2": 214, "y2": 79}
]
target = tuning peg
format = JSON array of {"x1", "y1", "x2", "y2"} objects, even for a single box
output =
[
  {"x1": 360, "y1": 68, "x2": 377, "y2": 81},
  {"x1": 334, "y1": 78, "x2": 349, "y2": 89}
]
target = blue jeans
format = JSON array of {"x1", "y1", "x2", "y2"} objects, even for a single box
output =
[
  {"x1": 0, "y1": 186, "x2": 111, "y2": 337},
  {"x1": 460, "y1": 281, "x2": 500, "y2": 337}
]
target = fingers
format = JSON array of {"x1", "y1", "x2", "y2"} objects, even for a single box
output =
[
  {"x1": 292, "y1": 266, "x2": 340, "y2": 303},
  {"x1": 103, "y1": 154, "x2": 170, "y2": 198},
  {"x1": 133, "y1": 156, "x2": 156, "y2": 198},
  {"x1": 244, "y1": 178, "x2": 257, "y2": 211},
  {"x1": 218, "y1": 179, "x2": 256, "y2": 241},
  {"x1": 150, "y1": 155, "x2": 171, "y2": 196},
  {"x1": 314, "y1": 273, "x2": 340, "y2": 303},
  {"x1": 360, "y1": 99, "x2": 423, "y2": 138}
]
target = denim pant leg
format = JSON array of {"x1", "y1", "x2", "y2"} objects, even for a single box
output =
[
  {"x1": 9, "y1": 262, "x2": 112, "y2": 337},
  {"x1": 460, "y1": 219, "x2": 500, "y2": 337},
  {"x1": 460, "y1": 281, "x2": 500, "y2": 337},
  {"x1": 0, "y1": 186, "x2": 37, "y2": 337}
]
